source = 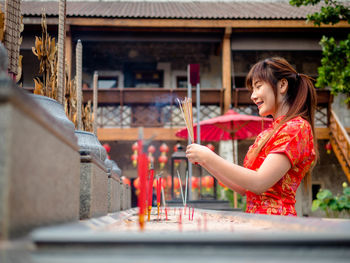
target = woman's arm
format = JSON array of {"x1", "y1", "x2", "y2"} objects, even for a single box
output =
[
  {"x1": 201, "y1": 162, "x2": 247, "y2": 195},
  {"x1": 186, "y1": 144, "x2": 291, "y2": 195}
]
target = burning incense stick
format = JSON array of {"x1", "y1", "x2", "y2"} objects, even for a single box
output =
[
  {"x1": 176, "y1": 98, "x2": 194, "y2": 143},
  {"x1": 176, "y1": 170, "x2": 185, "y2": 206}
]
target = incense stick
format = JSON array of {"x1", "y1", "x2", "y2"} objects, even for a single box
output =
[
  {"x1": 184, "y1": 170, "x2": 188, "y2": 207},
  {"x1": 176, "y1": 98, "x2": 194, "y2": 143},
  {"x1": 161, "y1": 183, "x2": 166, "y2": 208},
  {"x1": 176, "y1": 170, "x2": 185, "y2": 206}
]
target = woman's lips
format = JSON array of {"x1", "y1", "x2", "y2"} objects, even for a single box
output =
[{"x1": 257, "y1": 102, "x2": 263, "y2": 109}]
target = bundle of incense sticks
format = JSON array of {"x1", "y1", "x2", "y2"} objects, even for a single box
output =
[{"x1": 176, "y1": 97, "x2": 194, "y2": 143}]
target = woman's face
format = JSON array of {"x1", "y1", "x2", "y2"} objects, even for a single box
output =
[{"x1": 250, "y1": 79, "x2": 277, "y2": 118}]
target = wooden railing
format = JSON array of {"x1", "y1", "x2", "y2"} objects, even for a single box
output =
[
  {"x1": 329, "y1": 109, "x2": 350, "y2": 180},
  {"x1": 24, "y1": 87, "x2": 334, "y2": 140}
]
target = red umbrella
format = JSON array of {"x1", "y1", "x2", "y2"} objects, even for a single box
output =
[
  {"x1": 176, "y1": 109, "x2": 273, "y2": 208},
  {"x1": 176, "y1": 109, "x2": 272, "y2": 142}
]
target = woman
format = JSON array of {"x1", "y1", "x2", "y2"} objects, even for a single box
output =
[{"x1": 186, "y1": 57, "x2": 318, "y2": 216}]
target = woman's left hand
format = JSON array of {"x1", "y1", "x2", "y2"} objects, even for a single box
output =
[{"x1": 186, "y1": 144, "x2": 214, "y2": 165}]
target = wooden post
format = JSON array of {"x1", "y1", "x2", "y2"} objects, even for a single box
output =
[
  {"x1": 93, "y1": 71, "x2": 98, "y2": 135},
  {"x1": 57, "y1": 0, "x2": 66, "y2": 104},
  {"x1": 65, "y1": 25, "x2": 72, "y2": 82},
  {"x1": 76, "y1": 40, "x2": 82, "y2": 130},
  {"x1": 222, "y1": 27, "x2": 232, "y2": 114}
]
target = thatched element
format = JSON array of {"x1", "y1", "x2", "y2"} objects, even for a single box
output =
[
  {"x1": 4, "y1": 0, "x2": 21, "y2": 75},
  {"x1": 76, "y1": 40, "x2": 83, "y2": 130}
]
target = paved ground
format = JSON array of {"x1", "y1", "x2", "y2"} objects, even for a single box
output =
[{"x1": 2, "y1": 208, "x2": 350, "y2": 263}]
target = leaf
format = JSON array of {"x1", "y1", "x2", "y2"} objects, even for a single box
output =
[
  {"x1": 316, "y1": 189, "x2": 333, "y2": 201},
  {"x1": 312, "y1": 199, "x2": 321, "y2": 212}
]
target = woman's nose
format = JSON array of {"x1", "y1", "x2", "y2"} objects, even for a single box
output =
[{"x1": 250, "y1": 91, "x2": 256, "y2": 102}]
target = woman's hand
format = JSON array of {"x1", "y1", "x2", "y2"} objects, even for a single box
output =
[{"x1": 186, "y1": 144, "x2": 214, "y2": 165}]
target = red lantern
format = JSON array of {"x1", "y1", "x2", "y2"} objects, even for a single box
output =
[
  {"x1": 166, "y1": 175, "x2": 172, "y2": 189},
  {"x1": 148, "y1": 155, "x2": 154, "y2": 163},
  {"x1": 148, "y1": 145, "x2": 156, "y2": 154},
  {"x1": 174, "y1": 177, "x2": 180, "y2": 189},
  {"x1": 133, "y1": 177, "x2": 140, "y2": 189},
  {"x1": 159, "y1": 143, "x2": 169, "y2": 153},
  {"x1": 174, "y1": 159, "x2": 181, "y2": 169},
  {"x1": 132, "y1": 142, "x2": 139, "y2": 152},
  {"x1": 103, "y1": 143, "x2": 111, "y2": 153},
  {"x1": 131, "y1": 153, "x2": 138, "y2": 167},
  {"x1": 206, "y1": 143, "x2": 215, "y2": 152},
  {"x1": 325, "y1": 141, "x2": 332, "y2": 154},
  {"x1": 122, "y1": 176, "x2": 131, "y2": 186},
  {"x1": 202, "y1": 176, "x2": 214, "y2": 188},
  {"x1": 191, "y1": 176, "x2": 199, "y2": 189},
  {"x1": 158, "y1": 154, "x2": 168, "y2": 169}
]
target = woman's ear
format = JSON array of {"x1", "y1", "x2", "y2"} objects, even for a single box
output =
[{"x1": 279, "y1": 78, "x2": 288, "y2": 94}]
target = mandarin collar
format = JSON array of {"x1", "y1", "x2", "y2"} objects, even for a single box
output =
[{"x1": 272, "y1": 115, "x2": 285, "y2": 128}]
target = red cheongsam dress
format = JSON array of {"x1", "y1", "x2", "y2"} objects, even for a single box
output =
[{"x1": 244, "y1": 116, "x2": 316, "y2": 216}]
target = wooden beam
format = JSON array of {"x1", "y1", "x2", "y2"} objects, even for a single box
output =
[
  {"x1": 23, "y1": 17, "x2": 350, "y2": 28},
  {"x1": 24, "y1": 87, "x2": 330, "y2": 106},
  {"x1": 222, "y1": 27, "x2": 232, "y2": 113},
  {"x1": 97, "y1": 127, "x2": 183, "y2": 141},
  {"x1": 315, "y1": 127, "x2": 330, "y2": 140},
  {"x1": 97, "y1": 127, "x2": 332, "y2": 141},
  {"x1": 82, "y1": 88, "x2": 222, "y2": 105}
]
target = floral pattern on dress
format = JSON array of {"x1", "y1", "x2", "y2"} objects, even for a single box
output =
[{"x1": 243, "y1": 116, "x2": 315, "y2": 216}]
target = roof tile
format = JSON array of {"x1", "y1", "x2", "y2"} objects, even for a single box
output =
[{"x1": 17, "y1": 1, "x2": 325, "y2": 20}]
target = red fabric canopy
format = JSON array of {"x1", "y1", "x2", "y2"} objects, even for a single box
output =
[{"x1": 176, "y1": 109, "x2": 273, "y2": 141}]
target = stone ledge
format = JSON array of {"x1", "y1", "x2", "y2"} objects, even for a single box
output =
[{"x1": 0, "y1": 80, "x2": 78, "y2": 151}]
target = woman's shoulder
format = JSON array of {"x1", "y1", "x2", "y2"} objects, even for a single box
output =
[{"x1": 280, "y1": 116, "x2": 312, "y2": 133}]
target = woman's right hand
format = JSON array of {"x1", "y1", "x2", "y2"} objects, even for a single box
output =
[{"x1": 186, "y1": 143, "x2": 214, "y2": 165}]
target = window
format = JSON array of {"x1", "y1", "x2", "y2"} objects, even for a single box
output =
[
  {"x1": 176, "y1": 76, "x2": 187, "y2": 88},
  {"x1": 98, "y1": 76, "x2": 118, "y2": 89}
]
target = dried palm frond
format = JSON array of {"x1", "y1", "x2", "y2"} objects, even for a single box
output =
[
  {"x1": 32, "y1": 12, "x2": 58, "y2": 100},
  {"x1": 33, "y1": 77, "x2": 44, "y2": 95},
  {"x1": 82, "y1": 100, "x2": 93, "y2": 132}
]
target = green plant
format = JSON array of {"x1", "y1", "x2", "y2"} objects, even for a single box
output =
[
  {"x1": 312, "y1": 182, "x2": 350, "y2": 217},
  {"x1": 290, "y1": 0, "x2": 350, "y2": 102},
  {"x1": 217, "y1": 185, "x2": 246, "y2": 210},
  {"x1": 317, "y1": 34, "x2": 350, "y2": 103},
  {"x1": 289, "y1": 0, "x2": 350, "y2": 26}
]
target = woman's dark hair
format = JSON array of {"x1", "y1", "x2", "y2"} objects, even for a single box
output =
[{"x1": 245, "y1": 57, "x2": 318, "y2": 187}]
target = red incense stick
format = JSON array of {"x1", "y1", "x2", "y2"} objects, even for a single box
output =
[
  {"x1": 156, "y1": 176, "x2": 162, "y2": 216},
  {"x1": 147, "y1": 163, "x2": 154, "y2": 222},
  {"x1": 137, "y1": 140, "x2": 147, "y2": 231}
]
